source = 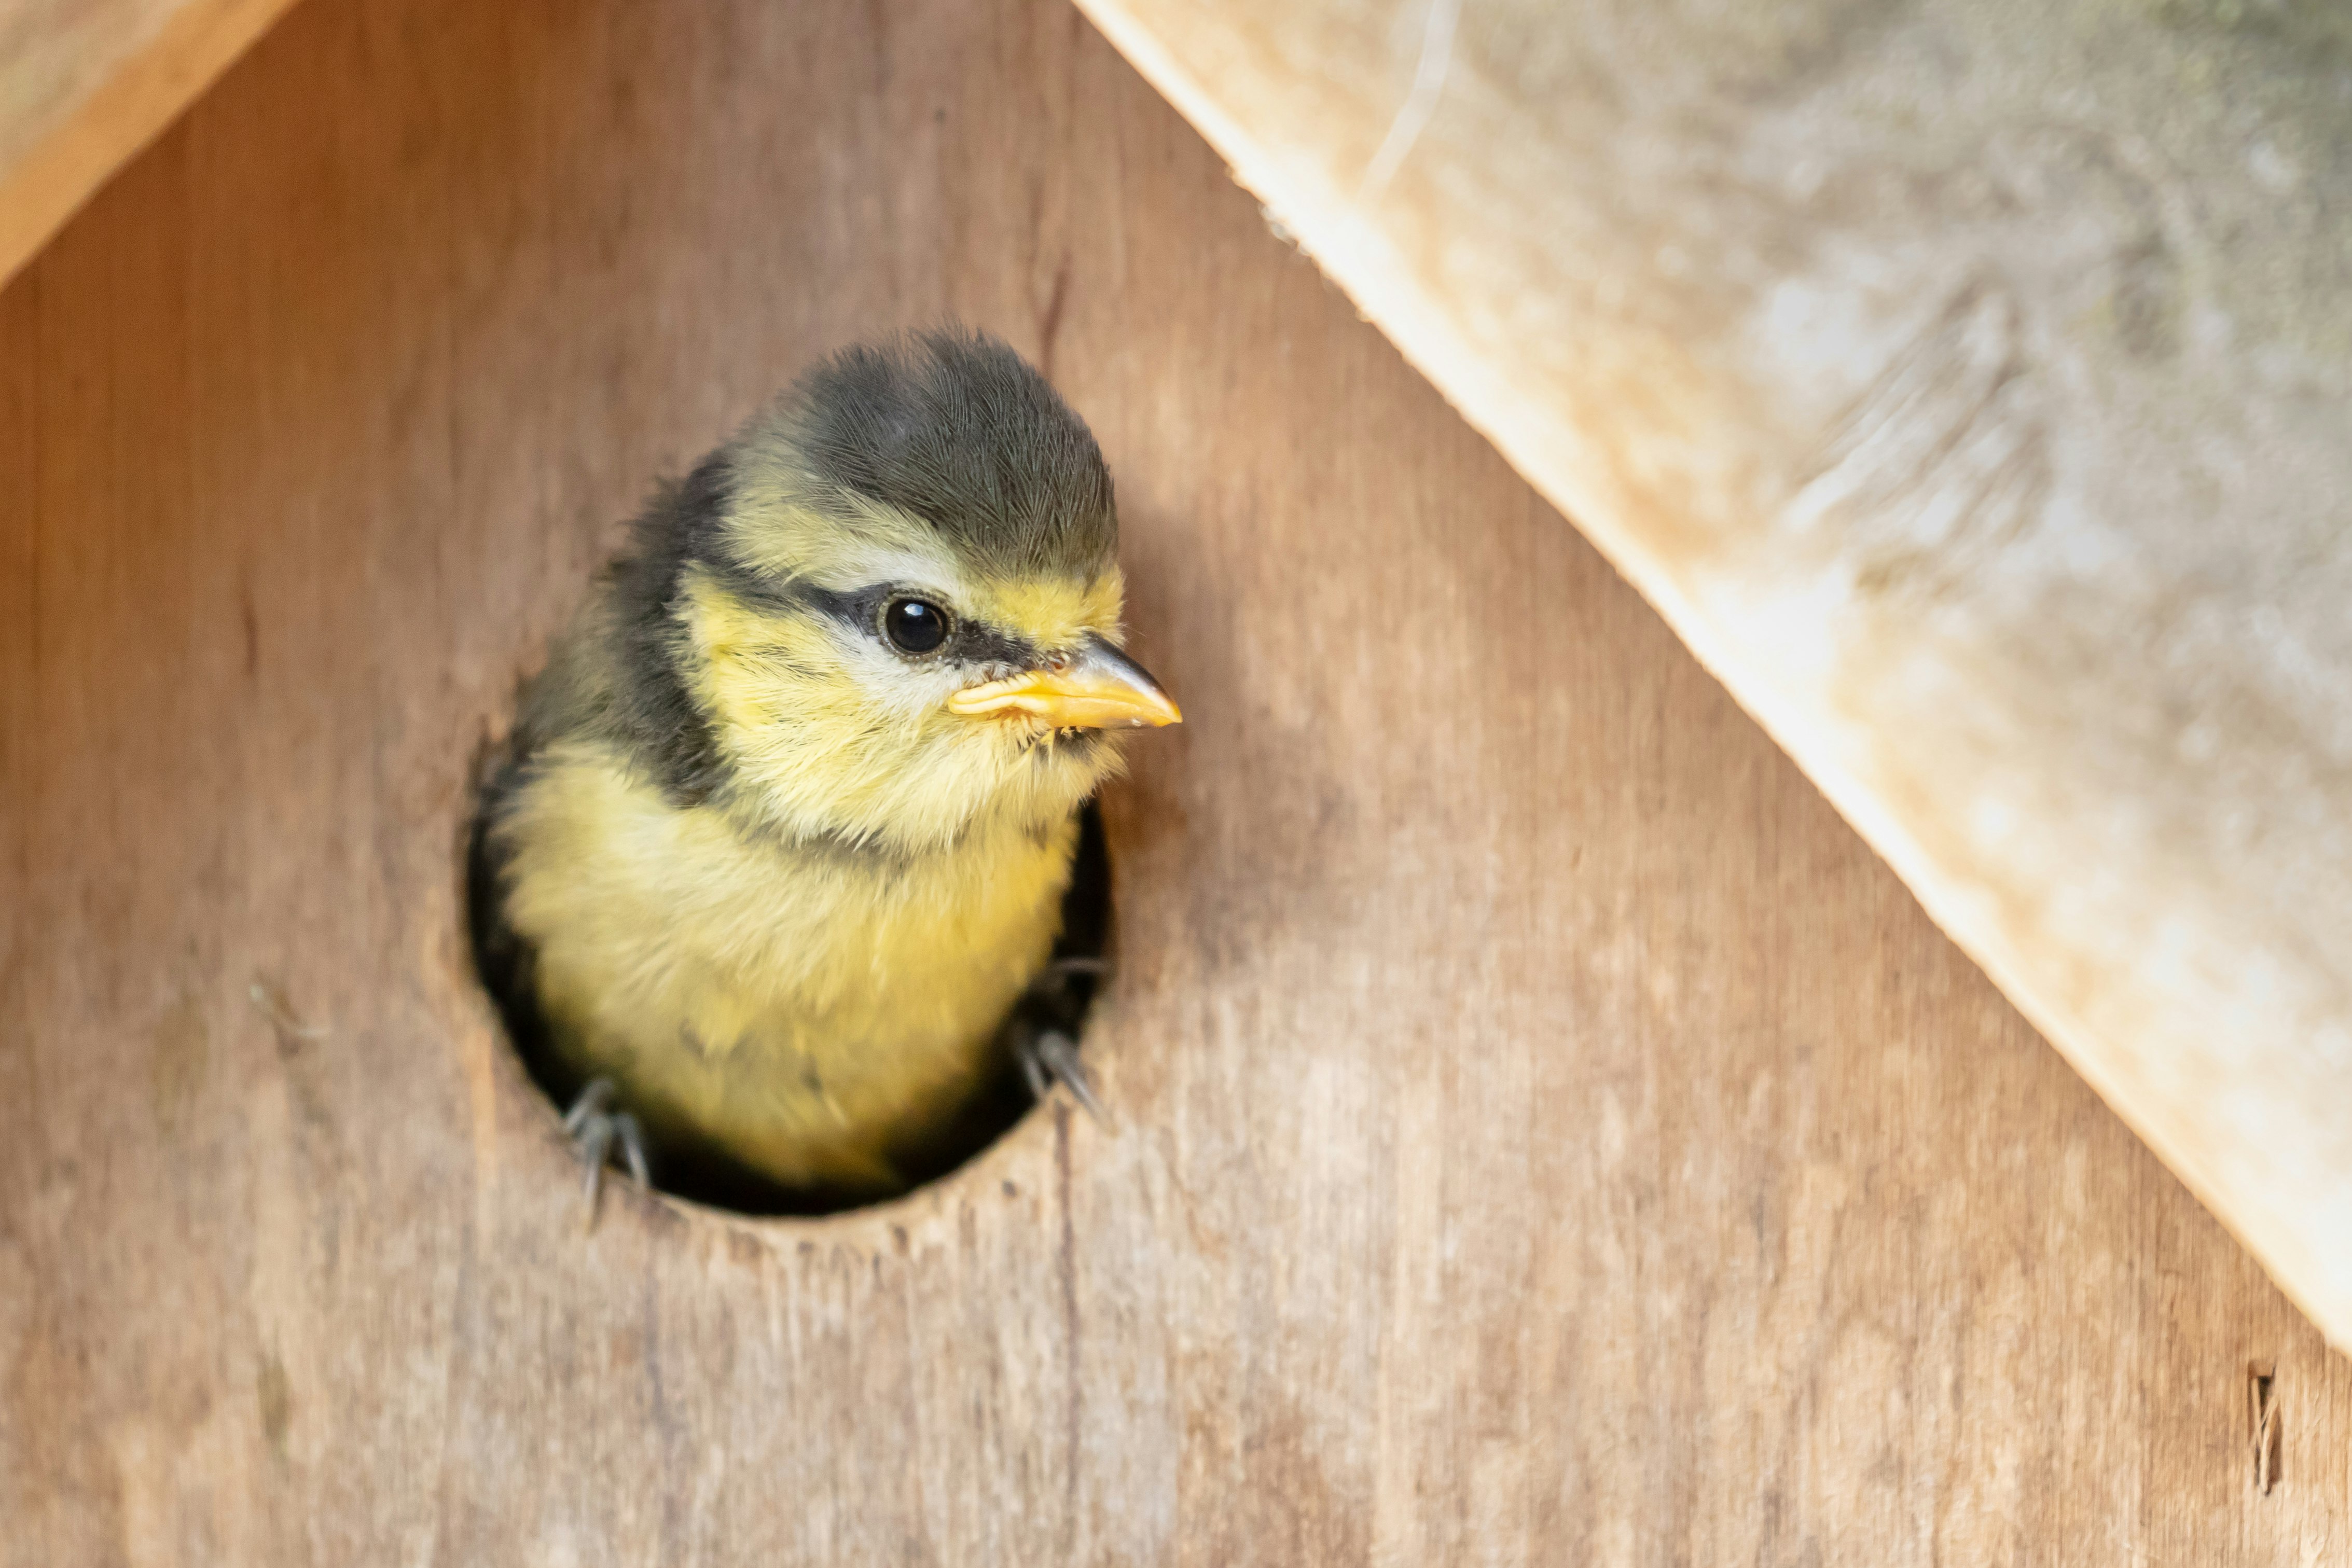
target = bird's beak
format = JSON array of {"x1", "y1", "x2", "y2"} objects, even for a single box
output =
[{"x1": 948, "y1": 633, "x2": 1183, "y2": 730}]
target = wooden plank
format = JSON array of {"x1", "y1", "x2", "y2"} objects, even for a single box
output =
[
  {"x1": 0, "y1": 0, "x2": 303, "y2": 288},
  {"x1": 1, "y1": 0, "x2": 2344, "y2": 1560},
  {"x1": 1072, "y1": 0, "x2": 2352, "y2": 1350}
]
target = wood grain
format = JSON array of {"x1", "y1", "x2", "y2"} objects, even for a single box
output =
[
  {"x1": 2, "y1": 0, "x2": 2345, "y2": 1561},
  {"x1": 0, "y1": 0, "x2": 302, "y2": 287},
  {"x1": 1071, "y1": 0, "x2": 2352, "y2": 1347}
]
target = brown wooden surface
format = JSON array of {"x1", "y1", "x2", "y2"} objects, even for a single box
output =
[
  {"x1": 0, "y1": 0, "x2": 302, "y2": 287},
  {"x1": 2, "y1": 0, "x2": 2346, "y2": 1561},
  {"x1": 1075, "y1": 0, "x2": 2352, "y2": 1346}
]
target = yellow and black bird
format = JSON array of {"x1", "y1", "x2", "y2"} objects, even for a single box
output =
[{"x1": 470, "y1": 329, "x2": 1180, "y2": 1212}]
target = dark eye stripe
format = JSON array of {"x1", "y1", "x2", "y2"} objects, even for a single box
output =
[
  {"x1": 953, "y1": 619, "x2": 1040, "y2": 671},
  {"x1": 788, "y1": 579, "x2": 1041, "y2": 670},
  {"x1": 792, "y1": 580, "x2": 883, "y2": 627}
]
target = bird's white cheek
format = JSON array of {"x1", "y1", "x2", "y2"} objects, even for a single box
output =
[{"x1": 838, "y1": 640, "x2": 970, "y2": 722}]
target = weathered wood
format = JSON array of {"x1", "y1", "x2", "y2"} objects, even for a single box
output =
[
  {"x1": 2, "y1": 0, "x2": 2345, "y2": 1561},
  {"x1": 1072, "y1": 0, "x2": 2352, "y2": 1351},
  {"x1": 0, "y1": 0, "x2": 302, "y2": 287}
]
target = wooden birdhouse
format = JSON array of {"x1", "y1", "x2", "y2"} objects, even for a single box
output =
[{"x1": 7, "y1": 0, "x2": 2350, "y2": 1559}]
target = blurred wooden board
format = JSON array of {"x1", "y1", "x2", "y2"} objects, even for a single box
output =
[
  {"x1": 1, "y1": 0, "x2": 2346, "y2": 1561},
  {"x1": 1073, "y1": 0, "x2": 2352, "y2": 1349},
  {"x1": 0, "y1": 0, "x2": 301, "y2": 285}
]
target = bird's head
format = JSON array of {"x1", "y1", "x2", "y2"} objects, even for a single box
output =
[{"x1": 617, "y1": 330, "x2": 1178, "y2": 856}]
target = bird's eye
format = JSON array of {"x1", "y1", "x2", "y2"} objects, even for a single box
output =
[{"x1": 881, "y1": 596, "x2": 951, "y2": 655}]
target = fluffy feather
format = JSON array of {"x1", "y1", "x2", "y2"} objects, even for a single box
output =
[{"x1": 476, "y1": 331, "x2": 1155, "y2": 1202}]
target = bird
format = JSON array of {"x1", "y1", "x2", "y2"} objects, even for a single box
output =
[{"x1": 469, "y1": 329, "x2": 1180, "y2": 1213}]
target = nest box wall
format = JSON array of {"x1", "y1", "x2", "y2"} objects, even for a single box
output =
[
  {"x1": 1079, "y1": 0, "x2": 2352, "y2": 1350},
  {"x1": 3, "y1": 0, "x2": 2348, "y2": 1561}
]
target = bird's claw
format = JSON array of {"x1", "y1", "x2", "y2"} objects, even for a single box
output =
[
  {"x1": 1017, "y1": 1026, "x2": 1105, "y2": 1126},
  {"x1": 562, "y1": 1077, "x2": 649, "y2": 1228}
]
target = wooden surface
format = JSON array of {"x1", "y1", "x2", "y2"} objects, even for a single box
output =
[
  {"x1": 1073, "y1": 0, "x2": 2352, "y2": 1347},
  {"x1": 0, "y1": 0, "x2": 301, "y2": 286},
  {"x1": 3, "y1": 0, "x2": 2347, "y2": 1561}
]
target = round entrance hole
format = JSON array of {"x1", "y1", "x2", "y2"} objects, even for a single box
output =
[{"x1": 465, "y1": 773, "x2": 1113, "y2": 1219}]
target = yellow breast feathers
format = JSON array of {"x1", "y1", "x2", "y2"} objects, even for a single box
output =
[{"x1": 494, "y1": 739, "x2": 1078, "y2": 1192}]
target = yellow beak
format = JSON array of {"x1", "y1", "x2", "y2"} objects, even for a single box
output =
[{"x1": 948, "y1": 634, "x2": 1183, "y2": 730}]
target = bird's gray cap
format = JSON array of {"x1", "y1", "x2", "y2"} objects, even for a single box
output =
[{"x1": 779, "y1": 328, "x2": 1118, "y2": 579}]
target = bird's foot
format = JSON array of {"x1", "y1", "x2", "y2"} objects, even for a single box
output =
[
  {"x1": 1015, "y1": 1025, "x2": 1105, "y2": 1126},
  {"x1": 561, "y1": 1077, "x2": 650, "y2": 1229}
]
